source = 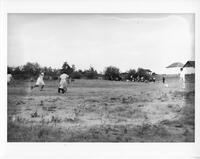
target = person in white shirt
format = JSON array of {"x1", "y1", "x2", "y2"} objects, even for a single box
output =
[
  {"x1": 58, "y1": 71, "x2": 69, "y2": 94},
  {"x1": 7, "y1": 74, "x2": 13, "y2": 85},
  {"x1": 31, "y1": 72, "x2": 45, "y2": 91},
  {"x1": 180, "y1": 68, "x2": 185, "y2": 89}
]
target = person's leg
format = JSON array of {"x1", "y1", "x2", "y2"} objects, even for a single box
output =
[
  {"x1": 58, "y1": 88, "x2": 62, "y2": 93},
  {"x1": 62, "y1": 83, "x2": 67, "y2": 94},
  {"x1": 40, "y1": 85, "x2": 44, "y2": 91},
  {"x1": 31, "y1": 85, "x2": 39, "y2": 90}
]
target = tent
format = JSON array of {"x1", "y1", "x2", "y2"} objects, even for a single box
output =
[{"x1": 165, "y1": 62, "x2": 184, "y2": 75}]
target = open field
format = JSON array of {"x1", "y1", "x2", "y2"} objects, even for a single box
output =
[{"x1": 7, "y1": 78, "x2": 195, "y2": 142}]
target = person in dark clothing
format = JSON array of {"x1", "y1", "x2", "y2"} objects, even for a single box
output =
[{"x1": 162, "y1": 76, "x2": 165, "y2": 84}]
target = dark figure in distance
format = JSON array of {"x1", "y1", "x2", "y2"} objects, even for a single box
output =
[{"x1": 162, "y1": 76, "x2": 165, "y2": 84}]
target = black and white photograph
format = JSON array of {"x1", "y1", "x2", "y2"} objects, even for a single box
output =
[{"x1": 7, "y1": 13, "x2": 195, "y2": 142}]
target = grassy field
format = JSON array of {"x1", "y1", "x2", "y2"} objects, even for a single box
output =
[{"x1": 7, "y1": 78, "x2": 195, "y2": 142}]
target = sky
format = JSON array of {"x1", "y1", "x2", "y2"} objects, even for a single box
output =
[{"x1": 8, "y1": 13, "x2": 195, "y2": 74}]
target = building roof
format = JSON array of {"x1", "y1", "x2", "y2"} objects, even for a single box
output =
[
  {"x1": 183, "y1": 61, "x2": 195, "y2": 68},
  {"x1": 144, "y1": 69, "x2": 152, "y2": 72},
  {"x1": 166, "y1": 62, "x2": 184, "y2": 68}
]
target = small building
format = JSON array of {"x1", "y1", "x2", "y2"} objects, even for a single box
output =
[
  {"x1": 182, "y1": 61, "x2": 195, "y2": 83},
  {"x1": 180, "y1": 61, "x2": 195, "y2": 91},
  {"x1": 182, "y1": 61, "x2": 195, "y2": 74}
]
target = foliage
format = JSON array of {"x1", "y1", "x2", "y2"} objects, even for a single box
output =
[
  {"x1": 7, "y1": 62, "x2": 155, "y2": 81},
  {"x1": 22, "y1": 62, "x2": 41, "y2": 79},
  {"x1": 8, "y1": 62, "x2": 58, "y2": 80},
  {"x1": 136, "y1": 68, "x2": 152, "y2": 80},
  {"x1": 127, "y1": 69, "x2": 137, "y2": 80},
  {"x1": 104, "y1": 66, "x2": 121, "y2": 81},
  {"x1": 61, "y1": 62, "x2": 74, "y2": 76},
  {"x1": 71, "y1": 70, "x2": 83, "y2": 79},
  {"x1": 83, "y1": 67, "x2": 98, "y2": 79}
]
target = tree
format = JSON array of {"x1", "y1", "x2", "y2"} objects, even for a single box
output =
[
  {"x1": 72, "y1": 64, "x2": 76, "y2": 72},
  {"x1": 61, "y1": 62, "x2": 74, "y2": 76},
  {"x1": 61, "y1": 62, "x2": 69, "y2": 73},
  {"x1": 71, "y1": 71, "x2": 82, "y2": 79},
  {"x1": 84, "y1": 67, "x2": 98, "y2": 79},
  {"x1": 12, "y1": 66, "x2": 23, "y2": 79},
  {"x1": 104, "y1": 66, "x2": 120, "y2": 81},
  {"x1": 136, "y1": 68, "x2": 152, "y2": 80},
  {"x1": 127, "y1": 69, "x2": 136, "y2": 81},
  {"x1": 7, "y1": 67, "x2": 14, "y2": 74},
  {"x1": 22, "y1": 62, "x2": 41, "y2": 79}
]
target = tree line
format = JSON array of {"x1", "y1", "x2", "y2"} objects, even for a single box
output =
[{"x1": 7, "y1": 62, "x2": 156, "y2": 81}]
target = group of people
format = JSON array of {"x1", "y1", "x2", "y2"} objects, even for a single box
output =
[
  {"x1": 128, "y1": 75, "x2": 156, "y2": 82},
  {"x1": 8, "y1": 68, "x2": 186, "y2": 92},
  {"x1": 30, "y1": 71, "x2": 70, "y2": 94}
]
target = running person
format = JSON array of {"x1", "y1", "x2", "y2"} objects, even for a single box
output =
[
  {"x1": 58, "y1": 72, "x2": 69, "y2": 94},
  {"x1": 31, "y1": 72, "x2": 45, "y2": 91}
]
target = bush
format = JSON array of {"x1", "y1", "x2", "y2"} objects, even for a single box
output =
[
  {"x1": 83, "y1": 67, "x2": 98, "y2": 79},
  {"x1": 71, "y1": 71, "x2": 83, "y2": 79},
  {"x1": 104, "y1": 66, "x2": 120, "y2": 81},
  {"x1": 136, "y1": 68, "x2": 152, "y2": 80},
  {"x1": 127, "y1": 69, "x2": 136, "y2": 81}
]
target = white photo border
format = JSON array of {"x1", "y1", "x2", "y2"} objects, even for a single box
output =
[{"x1": 0, "y1": 0, "x2": 200, "y2": 158}]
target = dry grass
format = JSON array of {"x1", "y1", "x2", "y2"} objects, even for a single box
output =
[{"x1": 7, "y1": 78, "x2": 195, "y2": 142}]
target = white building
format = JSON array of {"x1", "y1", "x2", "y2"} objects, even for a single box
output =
[
  {"x1": 180, "y1": 61, "x2": 195, "y2": 91},
  {"x1": 182, "y1": 61, "x2": 195, "y2": 75}
]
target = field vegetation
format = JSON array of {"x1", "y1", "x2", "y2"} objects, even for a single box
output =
[{"x1": 8, "y1": 78, "x2": 195, "y2": 142}]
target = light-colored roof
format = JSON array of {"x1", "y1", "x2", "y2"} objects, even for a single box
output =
[{"x1": 166, "y1": 62, "x2": 184, "y2": 68}]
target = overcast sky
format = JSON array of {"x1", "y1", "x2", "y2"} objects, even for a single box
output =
[{"x1": 8, "y1": 13, "x2": 194, "y2": 74}]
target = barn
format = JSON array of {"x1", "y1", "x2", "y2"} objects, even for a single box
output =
[{"x1": 165, "y1": 62, "x2": 184, "y2": 75}]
